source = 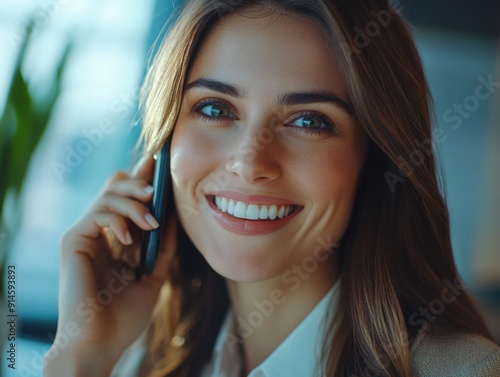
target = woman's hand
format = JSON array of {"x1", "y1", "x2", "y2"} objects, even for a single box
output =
[{"x1": 44, "y1": 155, "x2": 176, "y2": 377}]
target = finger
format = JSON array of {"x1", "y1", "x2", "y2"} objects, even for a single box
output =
[
  {"x1": 75, "y1": 212, "x2": 130, "y2": 243},
  {"x1": 131, "y1": 154, "x2": 155, "y2": 181},
  {"x1": 105, "y1": 179, "x2": 155, "y2": 202},
  {"x1": 97, "y1": 171, "x2": 131, "y2": 197},
  {"x1": 95, "y1": 193, "x2": 159, "y2": 230},
  {"x1": 108, "y1": 215, "x2": 133, "y2": 245},
  {"x1": 100, "y1": 226, "x2": 139, "y2": 267},
  {"x1": 105, "y1": 170, "x2": 130, "y2": 186},
  {"x1": 61, "y1": 212, "x2": 132, "y2": 263}
]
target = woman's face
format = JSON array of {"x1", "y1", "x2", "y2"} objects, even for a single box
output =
[{"x1": 171, "y1": 10, "x2": 367, "y2": 282}]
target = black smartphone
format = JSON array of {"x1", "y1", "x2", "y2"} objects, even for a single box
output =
[{"x1": 140, "y1": 139, "x2": 172, "y2": 275}]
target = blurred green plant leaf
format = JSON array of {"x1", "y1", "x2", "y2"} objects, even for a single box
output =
[{"x1": 0, "y1": 18, "x2": 72, "y2": 291}]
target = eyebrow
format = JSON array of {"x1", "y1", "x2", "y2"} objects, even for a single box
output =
[
  {"x1": 277, "y1": 91, "x2": 353, "y2": 115},
  {"x1": 185, "y1": 78, "x2": 242, "y2": 98},
  {"x1": 185, "y1": 78, "x2": 354, "y2": 115}
]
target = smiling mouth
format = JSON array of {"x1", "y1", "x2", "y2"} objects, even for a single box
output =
[{"x1": 208, "y1": 195, "x2": 296, "y2": 221}]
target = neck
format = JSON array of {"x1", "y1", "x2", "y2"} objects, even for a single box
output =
[{"x1": 225, "y1": 255, "x2": 339, "y2": 374}]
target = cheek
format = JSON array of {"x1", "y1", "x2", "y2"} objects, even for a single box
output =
[
  {"x1": 294, "y1": 146, "x2": 363, "y2": 206},
  {"x1": 170, "y1": 123, "x2": 218, "y2": 197},
  {"x1": 290, "y1": 139, "x2": 365, "y2": 246}
]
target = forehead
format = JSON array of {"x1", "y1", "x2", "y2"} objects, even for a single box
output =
[{"x1": 187, "y1": 9, "x2": 348, "y2": 98}]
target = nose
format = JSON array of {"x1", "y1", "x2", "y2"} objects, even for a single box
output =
[{"x1": 225, "y1": 127, "x2": 281, "y2": 184}]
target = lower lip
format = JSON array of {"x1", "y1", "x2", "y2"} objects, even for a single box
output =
[{"x1": 207, "y1": 198, "x2": 301, "y2": 235}]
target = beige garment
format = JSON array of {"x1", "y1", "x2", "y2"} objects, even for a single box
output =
[{"x1": 410, "y1": 330, "x2": 500, "y2": 377}]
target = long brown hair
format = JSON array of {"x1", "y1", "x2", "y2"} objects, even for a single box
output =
[{"x1": 138, "y1": 1, "x2": 493, "y2": 376}]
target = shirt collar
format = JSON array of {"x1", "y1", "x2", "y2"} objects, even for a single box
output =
[{"x1": 207, "y1": 280, "x2": 340, "y2": 377}]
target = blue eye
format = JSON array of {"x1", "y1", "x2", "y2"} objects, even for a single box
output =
[
  {"x1": 194, "y1": 99, "x2": 236, "y2": 121},
  {"x1": 201, "y1": 104, "x2": 229, "y2": 117},
  {"x1": 288, "y1": 112, "x2": 337, "y2": 135},
  {"x1": 292, "y1": 116, "x2": 330, "y2": 129}
]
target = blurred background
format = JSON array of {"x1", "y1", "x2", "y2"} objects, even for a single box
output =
[{"x1": 0, "y1": 0, "x2": 499, "y2": 375}]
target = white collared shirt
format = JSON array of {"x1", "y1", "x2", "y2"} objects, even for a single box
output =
[
  {"x1": 111, "y1": 281, "x2": 340, "y2": 377},
  {"x1": 201, "y1": 280, "x2": 340, "y2": 377}
]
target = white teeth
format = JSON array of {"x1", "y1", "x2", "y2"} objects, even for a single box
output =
[
  {"x1": 259, "y1": 205, "x2": 269, "y2": 219},
  {"x1": 220, "y1": 197, "x2": 228, "y2": 212},
  {"x1": 227, "y1": 199, "x2": 235, "y2": 215},
  {"x1": 213, "y1": 196, "x2": 294, "y2": 221},
  {"x1": 233, "y1": 201, "x2": 247, "y2": 219},
  {"x1": 268, "y1": 205, "x2": 278, "y2": 220},
  {"x1": 246, "y1": 204, "x2": 260, "y2": 220}
]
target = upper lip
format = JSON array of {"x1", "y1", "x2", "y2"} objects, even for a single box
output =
[{"x1": 206, "y1": 190, "x2": 300, "y2": 207}]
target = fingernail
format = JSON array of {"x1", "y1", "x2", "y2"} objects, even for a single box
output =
[
  {"x1": 145, "y1": 213, "x2": 160, "y2": 229},
  {"x1": 125, "y1": 231, "x2": 133, "y2": 245},
  {"x1": 143, "y1": 185, "x2": 154, "y2": 195}
]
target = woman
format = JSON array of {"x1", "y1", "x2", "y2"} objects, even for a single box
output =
[{"x1": 44, "y1": 0, "x2": 500, "y2": 376}]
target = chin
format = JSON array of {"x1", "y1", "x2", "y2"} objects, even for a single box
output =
[{"x1": 200, "y1": 245, "x2": 282, "y2": 283}]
